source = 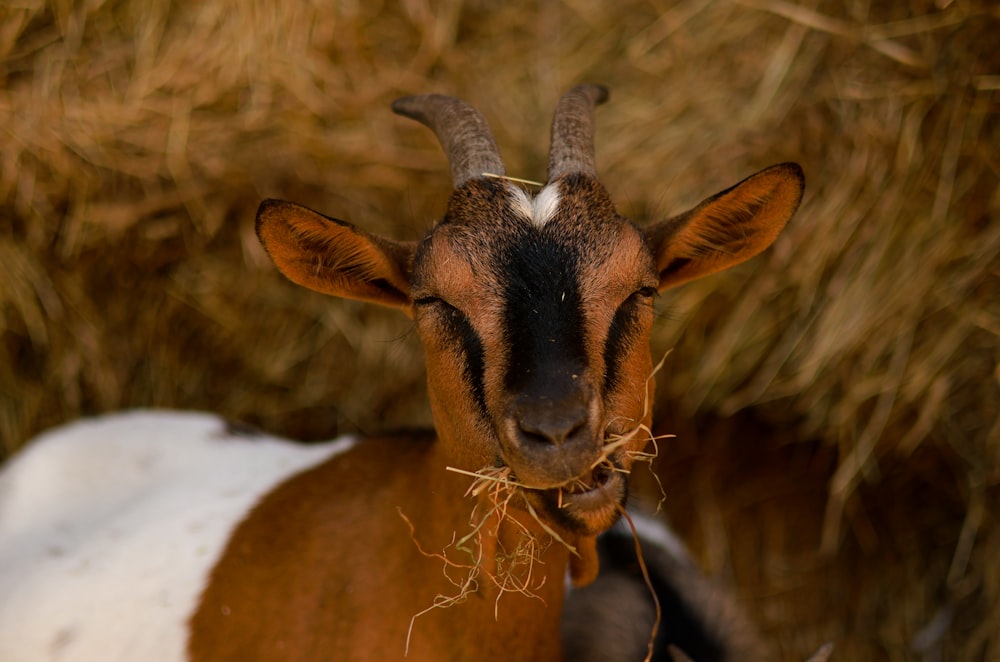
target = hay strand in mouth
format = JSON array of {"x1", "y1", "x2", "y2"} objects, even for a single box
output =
[
  {"x1": 404, "y1": 462, "x2": 577, "y2": 652},
  {"x1": 399, "y1": 508, "x2": 481, "y2": 657},
  {"x1": 599, "y1": 350, "x2": 671, "y2": 459},
  {"x1": 522, "y1": 498, "x2": 578, "y2": 557},
  {"x1": 446, "y1": 465, "x2": 524, "y2": 497},
  {"x1": 401, "y1": 496, "x2": 551, "y2": 653},
  {"x1": 596, "y1": 351, "x2": 674, "y2": 509},
  {"x1": 446, "y1": 463, "x2": 581, "y2": 557},
  {"x1": 430, "y1": 347, "x2": 674, "y2": 608}
]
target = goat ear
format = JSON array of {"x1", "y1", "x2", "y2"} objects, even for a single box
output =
[
  {"x1": 645, "y1": 163, "x2": 804, "y2": 290},
  {"x1": 256, "y1": 199, "x2": 416, "y2": 310}
]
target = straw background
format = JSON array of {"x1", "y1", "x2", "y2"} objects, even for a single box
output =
[{"x1": 1, "y1": 0, "x2": 997, "y2": 659}]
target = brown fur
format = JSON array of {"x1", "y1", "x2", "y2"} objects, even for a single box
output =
[
  {"x1": 189, "y1": 433, "x2": 568, "y2": 661},
  {"x1": 217, "y1": 88, "x2": 804, "y2": 660}
]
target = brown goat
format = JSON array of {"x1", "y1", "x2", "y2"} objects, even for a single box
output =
[{"x1": 0, "y1": 85, "x2": 803, "y2": 661}]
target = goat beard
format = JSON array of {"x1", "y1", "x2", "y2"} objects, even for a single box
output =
[{"x1": 568, "y1": 534, "x2": 601, "y2": 586}]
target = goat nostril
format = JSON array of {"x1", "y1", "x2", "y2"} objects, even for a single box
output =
[
  {"x1": 516, "y1": 412, "x2": 589, "y2": 447},
  {"x1": 518, "y1": 428, "x2": 552, "y2": 447},
  {"x1": 565, "y1": 419, "x2": 588, "y2": 444}
]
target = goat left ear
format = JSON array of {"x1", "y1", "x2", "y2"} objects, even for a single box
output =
[
  {"x1": 645, "y1": 163, "x2": 804, "y2": 290},
  {"x1": 256, "y1": 199, "x2": 416, "y2": 311}
]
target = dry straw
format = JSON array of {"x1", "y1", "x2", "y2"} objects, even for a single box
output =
[
  {"x1": 398, "y1": 467, "x2": 554, "y2": 656},
  {"x1": 1, "y1": 0, "x2": 997, "y2": 658},
  {"x1": 404, "y1": 356, "x2": 667, "y2": 656}
]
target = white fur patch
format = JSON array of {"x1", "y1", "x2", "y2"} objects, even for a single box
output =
[
  {"x1": 0, "y1": 411, "x2": 355, "y2": 662},
  {"x1": 508, "y1": 182, "x2": 562, "y2": 228},
  {"x1": 622, "y1": 511, "x2": 692, "y2": 566}
]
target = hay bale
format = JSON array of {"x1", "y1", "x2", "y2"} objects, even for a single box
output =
[{"x1": 1, "y1": 0, "x2": 996, "y2": 658}]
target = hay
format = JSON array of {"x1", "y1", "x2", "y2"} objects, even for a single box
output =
[
  {"x1": 616, "y1": 506, "x2": 663, "y2": 662},
  {"x1": 1, "y1": 0, "x2": 997, "y2": 658},
  {"x1": 400, "y1": 468, "x2": 554, "y2": 655}
]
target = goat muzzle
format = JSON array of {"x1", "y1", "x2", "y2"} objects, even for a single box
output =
[{"x1": 499, "y1": 385, "x2": 605, "y2": 489}]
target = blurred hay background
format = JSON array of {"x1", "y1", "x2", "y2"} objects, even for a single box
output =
[{"x1": 1, "y1": 0, "x2": 996, "y2": 659}]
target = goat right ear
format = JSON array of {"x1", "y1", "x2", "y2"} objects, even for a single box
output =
[
  {"x1": 256, "y1": 199, "x2": 416, "y2": 311},
  {"x1": 645, "y1": 163, "x2": 804, "y2": 290}
]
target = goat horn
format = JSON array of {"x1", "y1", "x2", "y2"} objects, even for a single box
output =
[
  {"x1": 546, "y1": 84, "x2": 609, "y2": 181},
  {"x1": 392, "y1": 94, "x2": 505, "y2": 188}
]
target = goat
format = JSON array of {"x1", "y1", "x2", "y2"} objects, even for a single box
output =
[{"x1": 0, "y1": 85, "x2": 804, "y2": 661}]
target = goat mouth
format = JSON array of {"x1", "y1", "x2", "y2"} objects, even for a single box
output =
[
  {"x1": 529, "y1": 463, "x2": 625, "y2": 536},
  {"x1": 558, "y1": 462, "x2": 616, "y2": 495}
]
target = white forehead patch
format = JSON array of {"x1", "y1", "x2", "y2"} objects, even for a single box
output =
[{"x1": 508, "y1": 181, "x2": 562, "y2": 228}]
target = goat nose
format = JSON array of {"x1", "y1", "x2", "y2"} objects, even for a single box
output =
[
  {"x1": 501, "y1": 384, "x2": 603, "y2": 488},
  {"x1": 515, "y1": 399, "x2": 590, "y2": 447},
  {"x1": 511, "y1": 381, "x2": 601, "y2": 449}
]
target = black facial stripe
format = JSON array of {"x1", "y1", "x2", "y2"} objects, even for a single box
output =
[
  {"x1": 501, "y1": 232, "x2": 589, "y2": 392},
  {"x1": 437, "y1": 305, "x2": 489, "y2": 421},
  {"x1": 602, "y1": 297, "x2": 645, "y2": 394}
]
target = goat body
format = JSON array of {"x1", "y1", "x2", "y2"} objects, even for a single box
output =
[{"x1": 0, "y1": 86, "x2": 804, "y2": 661}]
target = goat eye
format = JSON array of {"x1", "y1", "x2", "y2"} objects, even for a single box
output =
[
  {"x1": 413, "y1": 295, "x2": 444, "y2": 307},
  {"x1": 414, "y1": 296, "x2": 462, "y2": 318},
  {"x1": 614, "y1": 286, "x2": 656, "y2": 320},
  {"x1": 628, "y1": 286, "x2": 658, "y2": 305}
]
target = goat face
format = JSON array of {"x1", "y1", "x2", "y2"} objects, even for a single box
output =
[
  {"x1": 411, "y1": 173, "x2": 658, "y2": 537},
  {"x1": 256, "y1": 85, "x2": 804, "y2": 541}
]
